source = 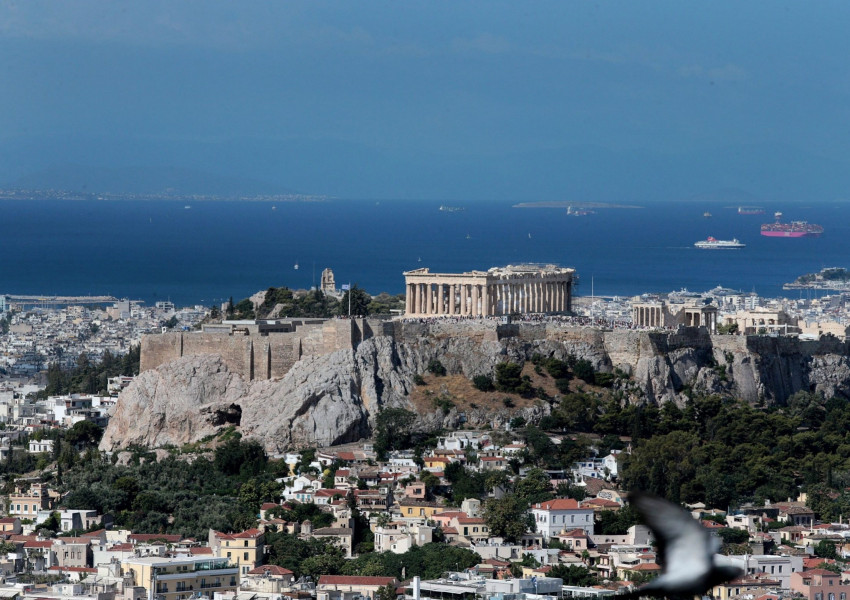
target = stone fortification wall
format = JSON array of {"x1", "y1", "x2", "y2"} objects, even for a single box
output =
[
  {"x1": 398, "y1": 320, "x2": 501, "y2": 343},
  {"x1": 141, "y1": 319, "x2": 850, "y2": 405},
  {"x1": 140, "y1": 320, "x2": 358, "y2": 381},
  {"x1": 123, "y1": 320, "x2": 850, "y2": 452}
]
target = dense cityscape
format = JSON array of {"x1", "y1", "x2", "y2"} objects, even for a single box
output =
[
  {"x1": 0, "y1": 272, "x2": 848, "y2": 600},
  {"x1": 7, "y1": 3, "x2": 850, "y2": 600}
]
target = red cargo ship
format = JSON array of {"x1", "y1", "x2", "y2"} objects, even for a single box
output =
[{"x1": 761, "y1": 212, "x2": 823, "y2": 237}]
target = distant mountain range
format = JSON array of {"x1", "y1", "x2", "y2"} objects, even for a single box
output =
[{"x1": 7, "y1": 164, "x2": 294, "y2": 197}]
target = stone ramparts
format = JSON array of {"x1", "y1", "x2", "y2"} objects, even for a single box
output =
[{"x1": 141, "y1": 319, "x2": 850, "y2": 392}]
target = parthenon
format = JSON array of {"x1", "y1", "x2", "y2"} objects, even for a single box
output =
[{"x1": 403, "y1": 264, "x2": 575, "y2": 317}]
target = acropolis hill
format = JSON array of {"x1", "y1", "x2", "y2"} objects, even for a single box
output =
[{"x1": 105, "y1": 317, "x2": 850, "y2": 453}]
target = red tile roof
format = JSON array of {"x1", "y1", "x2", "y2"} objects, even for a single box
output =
[
  {"x1": 803, "y1": 569, "x2": 839, "y2": 577},
  {"x1": 558, "y1": 528, "x2": 589, "y2": 538},
  {"x1": 533, "y1": 498, "x2": 582, "y2": 511},
  {"x1": 190, "y1": 547, "x2": 213, "y2": 555},
  {"x1": 81, "y1": 529, "x2": 106, "y2": 537},
  {"x1": 583, "y1": 498, "x2": 620, "y2": 508},
  {"x1": 315, "y1": 489, "x2": 348, "y2": 497},
  {"x1": 456, "y1": 517, "x2": 486, "y2": 524},
  {"x1": 248, "y1": 565, "x2": 294, "y2": 576},
  {"x1": 628, "y1": 563, "x2": 661, "y2": 572},
  {"x1": 319, "y1": 576, "x2": 396, "y2": 586},
  {"x1": 212, "y1": 528, "x2": 263, "y2": 540},
  {"x1": 108, "y1": 543, "x2": 134, "y2": 551}
]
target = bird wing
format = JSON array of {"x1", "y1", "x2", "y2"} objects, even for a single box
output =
[{"x1": 630, "y1": 492, "x2": 714, "y2": 587}]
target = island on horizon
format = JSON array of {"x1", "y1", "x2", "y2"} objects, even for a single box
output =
[{"x1": 512, "y1": 201, "x2": 643, "y2": 209}]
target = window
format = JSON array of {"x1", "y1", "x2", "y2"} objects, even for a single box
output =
[
  {"x1": 244, "y1": 541, "x2": 248, "y2": 547},
  {"x1": 243, "y1": 552, "x2": 249, "y2": 561}
]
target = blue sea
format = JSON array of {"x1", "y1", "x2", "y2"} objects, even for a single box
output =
[{"x1": 1, "y1": 198, "x2": 848, "y2": 307}]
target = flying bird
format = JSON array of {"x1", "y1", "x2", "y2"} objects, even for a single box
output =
[{"x1": 617, "y1": 491, "x2": 744, "y2": 600}]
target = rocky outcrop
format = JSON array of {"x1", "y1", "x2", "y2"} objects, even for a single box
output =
[{"x1": 102, "y1": 327, "x2": 850, "y2": 453}]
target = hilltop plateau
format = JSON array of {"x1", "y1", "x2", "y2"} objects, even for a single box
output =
[{"x1": 100, "y1": 322, "x2": 850, "y2": 453}]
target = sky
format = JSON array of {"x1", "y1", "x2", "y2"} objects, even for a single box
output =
[{"x1": 3, "y1": 1, "x2": 850, "y2": 201}]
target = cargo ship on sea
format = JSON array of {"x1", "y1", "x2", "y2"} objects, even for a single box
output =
[
  {"x1": 694, "y1": 236, "x2": 745, "y2": 249},
  {"x1": 761, "y1": 212, "x2": 823, "y2": 237},
  {"x1": 738, "y1": 206, "x2": 765, "y2": 215}
]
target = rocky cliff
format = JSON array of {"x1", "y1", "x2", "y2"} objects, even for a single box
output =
[{"x1": 100, "y1": 327, "x2": 850, "y2": 453}]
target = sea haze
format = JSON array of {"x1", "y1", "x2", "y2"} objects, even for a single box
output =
[{"x1": 0, "y1": 198, "x2": 847, "y2": 306}]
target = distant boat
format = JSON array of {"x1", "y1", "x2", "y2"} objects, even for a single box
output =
[
  {"x1": 272, "y1": 206, "x2": 277, "y2": 210},
  {"x1": 695, "y1": 236, "x2": 745, "y2": 249},
  {"x1": 738, "y1": 206, "x2": 765, "y2": 215},
  {"x1": 703, "y1": 211, "x2": 712, "y2": 218},
  {"x1": 184, "y1": 205, "x2": 191, "y2": 210},
  {"x1": 294, "y1": 261, "x2": 299, "y2": 270},
  {"x1": 761, "y1": 212, "x2": 824, "y2": 237},
  {"x1": 528, "y1": 233, "x2": 532, "y2": 239},
  {"x1": 418, "y1": 257, "x2": 422, "y2": 262},
  {"x1": 466, "y1": 233, "x2": 471, "y2": 239},
  {"x1": 439, "y1": 205, "x2": 464, "y2": 212}
]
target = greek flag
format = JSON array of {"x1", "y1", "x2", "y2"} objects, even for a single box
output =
[{"x1": 341, "y1": 284, "x2": 350, "y2": 291}]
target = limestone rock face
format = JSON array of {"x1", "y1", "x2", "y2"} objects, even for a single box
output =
[
  {"x1": 102, "y1": 328, "x2": 850, "y2": 453},
  {"x1": 99, "y1": 354, "x2": 250, "y2": 450}
]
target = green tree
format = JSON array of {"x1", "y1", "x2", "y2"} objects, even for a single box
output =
[
  {"x1": 375, "y1": 584, "x2": 398, "y2": 600},
  {"x1": 815, "y1": 539, "x2": 838, "y2": 559},
  {"x1": 339, "y1": 285, "x2": 372, "y2": 316},
  {"x1": 427, "y1": 360, "x2": 447, "y2": 376},
  {"x1": 572, "y1": 359, "x2": 595, "y2": 383},
  {"x1": 472, "y1": 375, "x2": 495, "y2": 391},
  {"x1": 513, "y1": 468, "x2": 553, "y2": 505},
  {"x1": 548, "y1": 564, "x2": 596, "y2": 586},
  {"x1": 483, "y1": 496, "x2": 533, "y2": 542},
  {"x1": 374, "y1": 408, "x2": 416, "y2": 459}
]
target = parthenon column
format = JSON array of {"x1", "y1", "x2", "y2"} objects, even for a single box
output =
[
  {"x1": 436, "y1": 284, "x2": 444, "y2": 315},
  {"x1": 471, "y1": 285, "x2": 480, "y2": 316}
]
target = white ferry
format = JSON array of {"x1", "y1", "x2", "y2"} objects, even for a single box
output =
[{"x1": 694, "y1": 236, "x2": 745, "y2": 249}]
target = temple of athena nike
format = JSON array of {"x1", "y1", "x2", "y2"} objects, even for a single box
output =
[{"x1": 403, "y1": 264, "x2": 575, "y2": 317}]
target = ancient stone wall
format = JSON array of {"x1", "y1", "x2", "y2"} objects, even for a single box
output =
[
  {"x1": 142, "y1": 319, "x2": 849, "y2": 392},
  {"x1": 140, "y1": 320, "x2": 358, "y2": 380}
]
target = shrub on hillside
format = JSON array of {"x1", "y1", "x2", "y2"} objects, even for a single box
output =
[{"x1": 472, "y1": 375, "x2": 495, "y2": 392}]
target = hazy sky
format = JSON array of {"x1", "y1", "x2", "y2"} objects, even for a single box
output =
[{"x1": 3, "y1": 1, "x2": 850, "y2": 201}]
